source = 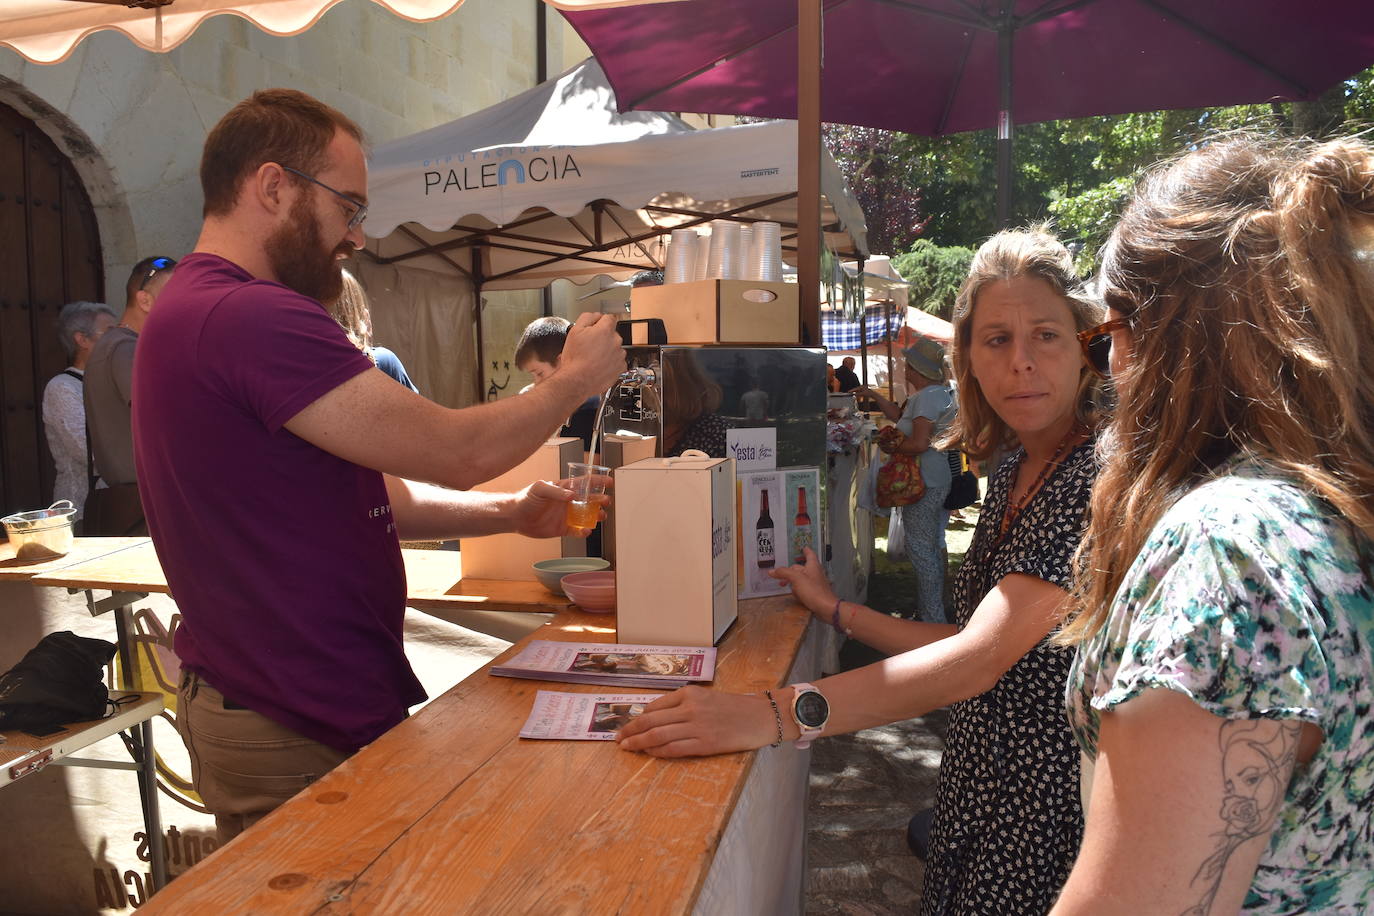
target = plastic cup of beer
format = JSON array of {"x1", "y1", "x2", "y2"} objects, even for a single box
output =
[{"x1": 566, "y1": 462, "x2": 610, "y2": 534}]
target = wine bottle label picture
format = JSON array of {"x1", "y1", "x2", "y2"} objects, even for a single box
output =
[
  {"x1": 736, "y1": 467, "x2": 820, "y2": 598},
  {"x1": 740, "y1": 472, "x2": 784, "y2": 595}
]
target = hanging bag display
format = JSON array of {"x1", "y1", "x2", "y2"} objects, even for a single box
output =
[{"x1": 874, "y1": 426, "x2": 926, "y2": 508}]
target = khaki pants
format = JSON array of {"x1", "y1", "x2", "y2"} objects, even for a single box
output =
[{"x1": 177, "y1": 671, "x2": 349, "y2": 844}]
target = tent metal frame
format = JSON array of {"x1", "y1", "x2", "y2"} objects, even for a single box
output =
[{"x1": 367, "y1": 188, "x2": 862, "y2": 400}]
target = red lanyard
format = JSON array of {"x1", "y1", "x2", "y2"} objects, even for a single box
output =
[{"x1": 998, "y1": 432, "x2": 1084, "y2": 540}]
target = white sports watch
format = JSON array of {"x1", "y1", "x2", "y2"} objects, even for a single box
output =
[{"x1": 790, "y1": 683, "x2": 830, "y2": 749}]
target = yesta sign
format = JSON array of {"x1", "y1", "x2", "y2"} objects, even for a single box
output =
[{"x1": 423, "y1": 147, "x2": 583, "y2": 195}]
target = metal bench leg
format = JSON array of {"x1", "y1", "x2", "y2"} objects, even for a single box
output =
[{"x1": 134, "y1": 718, "x2": 168, "y2": 891}]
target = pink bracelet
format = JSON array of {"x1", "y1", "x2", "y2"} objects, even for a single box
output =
[{"x1": 831, "y1": 598, "x2": 853, "y2": 637}]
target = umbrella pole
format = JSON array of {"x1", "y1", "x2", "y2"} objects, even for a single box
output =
[
  {"x1": 858, "y1": 255, "x2": 868, "y2": 390},
  {"x1": 996, "y1": 24, "x2": 1014, "y2": 228},
  {"x1": 886, "y1": 305, "x2": 894, "y2": 401},
  {"x1": 798, "y1": 0, "x2": 822, "y2": 347}
]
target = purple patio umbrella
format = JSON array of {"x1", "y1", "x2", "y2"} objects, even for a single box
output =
[{"x1": 564, "y1": 0, "x2": 1374, "y2": 225}]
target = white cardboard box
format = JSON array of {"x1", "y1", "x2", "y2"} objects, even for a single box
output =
[
  {"x1": 614, "y1": 455, "x2": 737, "y2": 647},
  {"x1": 460, "y1": 437, "x2": 586, "y2": 580}
]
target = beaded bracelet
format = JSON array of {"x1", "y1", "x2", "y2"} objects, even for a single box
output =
[
  {"x1": 831, "y1": 598, "x2": 854, "y2": 637},
  {"x1": 763, "y1": 689, "x2": 784, "y2": 748}
]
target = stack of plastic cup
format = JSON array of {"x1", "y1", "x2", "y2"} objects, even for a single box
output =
[
  {"x1": 665, "y1": 228, "x2": 698, "y2": 284},
  {"x1": 693, "y1": 228, "x2": 709, "y2": 281},
  {"x1": 705, "y1": 219, "x2": 741, "y2": 279},
  {"x1": 752, "y1": 221, "x2": 783, "y2": 281},
  {"x1": 735, "y1": 224, "x2": 755, "y2": 280}
]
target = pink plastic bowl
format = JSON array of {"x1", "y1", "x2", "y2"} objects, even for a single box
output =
[{"x1": 561, "y1": 570, "x2": 616, "y2": 613}]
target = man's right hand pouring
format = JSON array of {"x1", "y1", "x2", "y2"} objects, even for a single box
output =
[{"x1": 558, "y1": 312, "x2": 626, "y2": 397}]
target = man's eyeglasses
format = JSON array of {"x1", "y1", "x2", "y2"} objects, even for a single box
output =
[
  {"x1": 138, "y1": 256, "x2": 175, "y2": 291},
  {"x1": 1077, "y1": 316, "x2": 1131, "y2": 378},
  {"x1": 281, "y1": 165, "x2": 368, "y2": 230}
]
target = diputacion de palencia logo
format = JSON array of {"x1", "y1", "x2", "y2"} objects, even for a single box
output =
[{"x1": 423, "y1": 146, "x2": 583, "y2": 195}]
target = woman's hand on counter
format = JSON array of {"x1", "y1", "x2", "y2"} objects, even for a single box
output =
[
  {"x1": 616, "y1": 686, "x2": 789, "y2": 757},
  {"x1": 768, "y1": 547, "x2": 839, "y2": 620}
]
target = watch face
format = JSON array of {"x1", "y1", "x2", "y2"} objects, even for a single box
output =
[{"x1": 795, "y1": 690, "x2": 829, "y2": 728}]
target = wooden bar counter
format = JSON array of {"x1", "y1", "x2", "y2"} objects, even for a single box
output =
[
  {"x1": 13, "y1": 538, "x2": 572, "y2": 614},
  {"x1": 137, "y1": 597, "x2": 814, "y2": 913}
]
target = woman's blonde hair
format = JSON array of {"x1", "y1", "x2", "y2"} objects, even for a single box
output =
[
  {"x1": 1062, "y1": 134, "x2": 1374, "y2": 644},
  {"x1": 327, "y1": 269, "x2": 372, "y2": 351},
  {"x1": 941, "y1": 225, "x2": 1106, "y2": 460}
]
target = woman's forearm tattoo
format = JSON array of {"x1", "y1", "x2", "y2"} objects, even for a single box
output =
[{"x1": 1181, "y1": 718, "x2": 1300, "y2": 915}]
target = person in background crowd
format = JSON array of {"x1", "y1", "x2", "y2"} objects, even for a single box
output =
[
  {"x1": 1053, "y1": 135, "x2": 1374, "y2": 915},
  {"x1": 42, "y1": 301, "x2": 116, "y2": 518},
  {"x1": 857, "y1": 338, "x2": 956, "y2": 623},
  {"x1": 326, "y1": 268, "x2": 419, "y2": 393},
  {"x1": 83, "y1": 255, "x2": 176, "y2": 535},
  {"x1": 514, "y1": 314, "x2": 607, "y2": 558},
  {"x1": 826, "y1": 363, "x2": 840, "y2": 393},
  {"x1": 834, "y1": 355, "x2": 862, "y2": 392},
  {"x1": 133, "y1": 89, "x2": 624, "y2": 843},
  {"x1": 619, "y1": 227, "x2": 1105, "y2": 915},
  {"x1": 739, "y1": 379, "x2": 770, "y2": 422},
  {"x1": 515, "y1": 315, "x2": 600, "y2": 453}
]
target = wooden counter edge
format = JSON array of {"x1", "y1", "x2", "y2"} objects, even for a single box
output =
[{"x1": 137, "y1": 597, "x2": 813, "y2": 914}]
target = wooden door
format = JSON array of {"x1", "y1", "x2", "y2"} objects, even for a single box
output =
[{"x1": 0, "y1": 102, "x2": 104, "y2": 518}]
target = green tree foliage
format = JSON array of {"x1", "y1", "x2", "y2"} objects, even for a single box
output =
[
  {"x1": 824, "y1": 66, "x2": 1374, "y2": 278},
  {"x1": 823, "y1": 124, "x2": 929, "y2": 255},
  {"x1": 891, "y1": 240, "x2": 973, "y2": 319}
]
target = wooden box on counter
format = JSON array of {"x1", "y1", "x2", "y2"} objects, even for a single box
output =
[
  {"x1": 461, "y1": 437, "x2": 586, "y2": 580},
  {"x1": 614, "y1": 455, "x2": 738, "y2": 646},
  {"x1": 600, "y1": 434, "x2": 658, "y2": 567},
  {"x1": 630, "y1": 279, "x2": 799, "y2": 344}
]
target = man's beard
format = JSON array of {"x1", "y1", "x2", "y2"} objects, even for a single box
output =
[{"x1": 267, "y1": 194, "x2": 350, "y2": 303}]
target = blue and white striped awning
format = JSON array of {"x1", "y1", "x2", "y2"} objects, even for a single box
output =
[{"x1": 823, "y1": 303, "x2": 900, "y2": 350}]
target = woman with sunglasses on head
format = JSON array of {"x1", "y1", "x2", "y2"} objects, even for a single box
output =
[
  {"x1": 1052, "y1": 135, "x2": 1374, "y2": 915},
  {"x1": 619, "y1": 226, "x2": 1106, "y2": 915}
]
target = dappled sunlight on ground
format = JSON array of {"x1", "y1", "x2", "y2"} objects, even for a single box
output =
[{"x1": 804, "y1": 505, "x2": 978, "y2": 913}]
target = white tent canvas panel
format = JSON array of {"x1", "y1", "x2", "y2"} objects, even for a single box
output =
[
  {"x1": 0, "y1": 0, "x2": 679, "y2": 65},
  {"x1": 363, "y1": 59, "x2": 868, "y2": 291}
]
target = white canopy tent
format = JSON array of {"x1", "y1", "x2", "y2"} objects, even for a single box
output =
[
  {"x1": 363, "y1": 59, "x2": 869, "y2": 291},
  {"x1": 0, "y1": 0, "x2": 681, "y2": 65},
  {"x1": 358, "y1": 58, "x2": 868, "y2": 404}
]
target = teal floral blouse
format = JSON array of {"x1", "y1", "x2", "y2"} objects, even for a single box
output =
[{"x1": 1067, "y1": 459, "x2": 1374, "y2": 913}]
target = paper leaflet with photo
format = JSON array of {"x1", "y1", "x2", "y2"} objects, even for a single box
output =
[
  {"x1": 519, "y1": 690, "x2": 662, "y2": 741},
  {"x1": 490, "y1": 640, "x2": 716, "y2": 689}
]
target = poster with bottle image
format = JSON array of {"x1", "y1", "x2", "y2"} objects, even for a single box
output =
[
  {"x1": 784, "y1": 468, "x2": 822, "y2": 569},
  {"x1": 737, "y1": 470, "x2": 788, "y2": 598}
]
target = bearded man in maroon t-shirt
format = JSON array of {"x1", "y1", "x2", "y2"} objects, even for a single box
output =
[{"x1": 132, "y1": 89, "x2": 625, "y2": 842}]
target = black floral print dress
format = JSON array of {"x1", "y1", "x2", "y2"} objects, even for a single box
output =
[{"x1": 920, "y1": 440, "x2": 1095, "y2": 916}]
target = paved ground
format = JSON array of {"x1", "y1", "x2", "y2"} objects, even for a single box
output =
[{"x1": 802, "y1": 511, "x2": 976, "y2": 913}]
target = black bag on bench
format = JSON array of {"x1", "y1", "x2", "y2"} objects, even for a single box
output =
[{"x1": 0, "y1": 631, "x2": 117, "y2": 734}]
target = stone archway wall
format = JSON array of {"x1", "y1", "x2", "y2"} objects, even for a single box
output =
[
  {"x1": 0, "y1": 87, "x2": 122, "y2": 516},
  {"x1": 0, "y1": 76, "x2": 137, "y2": 297}
]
